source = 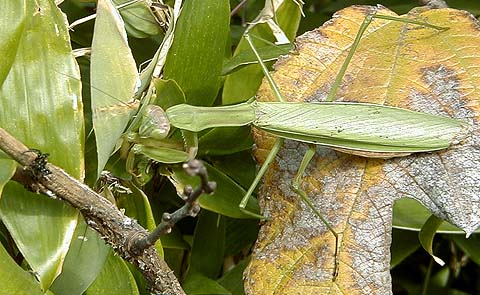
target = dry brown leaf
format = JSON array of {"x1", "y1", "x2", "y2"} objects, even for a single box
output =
[{"x1": 245, "y1": 5, "x2": 480, "y2": 294}]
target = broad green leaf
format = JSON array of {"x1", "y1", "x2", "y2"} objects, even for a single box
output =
[
  {"x1": 217, "y1": 258, "x2": 250, "y2": 295},
  {"x1": 160, "y1": 227, "x2": 190, "y2": 250},
  {"x1": 163, "y1": 0, "x2": 230, "y2": 106},
  {"x1": 0, "y1": 185, "x2": 78, "y2": 291},
  {"x1": 187, "y1": 210, "x2": 225, "y2": 279},
  {"x1": 91, "y1": 0, "x2": 139, "y2": 178},
  {"x1": 112, "y1": 0, "x2": 162, "y2": 38},
  {"x1": 209, "y1": 151, "x2": 257, "y2": 191},
  {"x1": 183, "y1": 270, "x2": 231, "y2": 295},
  {"x1": 85, "y1": 251, "x2": 140, "y2": 295},
  {"x1": 164, "y1": 248, "x2": 186, "y2": 279},
  {"x1": 50, "y1": 219, "x2": 111, "y2": 295},
  {"x1": 0, "y1": 0, "x2": 83, "y2": 290},
  {"x1": 198, "y1": 127, "x2": 254, "y2": 156},
  {"x1": 137, "y1": 0, "x2": 181, "y2": 89},
  {"x1": 247, "y1": 6, "x2": 480, "y2": 294},
  {"x1": 390, "y1": 229, "x2": 420, "y2": 268},
  {"x1": 0, "y1": 0, "x2": 84, "y2": 177},
  {"x1": 393, "y1": 198, "x2": 474, "y2": 233},
  {"x1": 0, "y1": 1, "x2": 24, "y2": 87},
  {"x1": 169, "y1": 162, "x2": 260, "y2": 219},
  {"x1": 222, "y1": 0, "x2": 302, "y2": 104},
  {"x1": 224, "y1": 218, "x2": 259, "y2": 257},
  {"x1": 0, "y1": 242, "x2": 46, "y2": 295}
]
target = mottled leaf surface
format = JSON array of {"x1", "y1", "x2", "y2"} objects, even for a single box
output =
[{"x1": 246, "y1": 6, "x2": 480, "y2": 294}]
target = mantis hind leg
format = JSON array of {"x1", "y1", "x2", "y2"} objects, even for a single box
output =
[{"x1": 291, "y1": 144, "x2": 340, "y2": 281}]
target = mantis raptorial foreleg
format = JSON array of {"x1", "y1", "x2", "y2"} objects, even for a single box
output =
[{"x1": 240, "y1": 137, "x2": 284, "y2": 218}]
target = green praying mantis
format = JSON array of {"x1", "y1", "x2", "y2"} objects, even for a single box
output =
[{"x1": 88, "y1": 6, "x2": 467, "y2": 280}]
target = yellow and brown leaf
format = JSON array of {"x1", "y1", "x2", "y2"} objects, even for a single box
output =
[{"x1": 246, "y1": 5, "x2": 480, "y2": 294}]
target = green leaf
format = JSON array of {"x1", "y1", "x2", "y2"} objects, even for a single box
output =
[
  {"x1": 0, "y1": 0, "x2": 84, "y2": 290},
  {"x1": 0, "y1": 2, "x2": 24, "y2": 87},
  {"x1": 393, "y1": 198, "x2": 473, "y2": 233},
  {"x1": 419, "y1": 215, "x2": 445, "y2": 266},
  {"x1": 390, "y1": 229, "x2": 420, "y2": 268},
  {"x1": 0, "y1": 184, "x2": 78, "y2": 291},
  {"x1": 84, "y1": 251, "x2": 140, "y2": 295},
  {"x1": 0, "y1": 242, "x2": 45, "y2": 295},
  {"x1": 112, "y1": 0, "x2": 162, "y2": 38},
  {"x1": 164, "y1": 248, "x2": 186, "y2": 279},
  {"x1": 50, "y1": 218, "x2": 111, "y2": 295},
  {"x1": 209, "y1": 151, "x2": 256, "y2": 190},
  {"x1": 183, "y1": 270, "x2": 231, "y2": 295},
  {"x1": 224, "y1": 218, "x2": 259, "y2": 257},
  {"x1": 0, "y1": 0, "x2": 84, "y2": 177},
  {"x1": 217, "y1": 258, "x2": 250, "y2": 295},
  {"x1": 198, "y1": 127, "x2": 254, "y2": 156},
  {"x1": 169, "y1": 162, "x2": 260, "y2": 219},
  {"x1": 187, "y1": 210, "x2": 225, "y2": 278},
  {"x1": 152, "y1": 78, "x2": 186, "y2": 110},
  {"x1": 160, "y1": 227, "x2": 190, "y2": 250},
  {"x1": 163, "y1": 0, "x2": 230, "y2": 106},
  {"x1": 91, "y1": 0, "x2": 139, "y2": 178}
]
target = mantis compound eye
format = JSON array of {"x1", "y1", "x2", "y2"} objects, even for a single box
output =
[{"x1": 139, "y1": 105, "x2": 170, "y2": 140}]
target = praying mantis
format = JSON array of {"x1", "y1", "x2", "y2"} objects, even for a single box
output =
[{"x1": 106, "y1": 10, "x2": 467, "y2": 282}]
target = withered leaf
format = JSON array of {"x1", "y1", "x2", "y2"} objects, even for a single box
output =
[{"x1": 246, "y1": 5, "x2": 480, "y2": 294}]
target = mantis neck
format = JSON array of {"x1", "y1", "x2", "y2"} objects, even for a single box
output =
[{"x1": 165, "y1": 101, "x2": 256, "y2": 132}]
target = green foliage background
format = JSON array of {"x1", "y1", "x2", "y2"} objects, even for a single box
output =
[{"x1": 0, "y1": 0, "x2": 479, "y2": 294}]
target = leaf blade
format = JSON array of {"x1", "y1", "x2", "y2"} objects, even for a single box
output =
[
  {"x1": 163, "y1": 0, "x2": 230, "y2": 106},
  {"x1": 91, "y1": 0, "x2": 139, "y2": 178}
]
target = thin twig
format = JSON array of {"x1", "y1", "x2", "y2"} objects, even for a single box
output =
[
  {"x1": 0, "y1": 128, "x2": 185, "y2": 295},
  {"x1": 133, "y1": 159, "x2": 216, "y2": 252},
  {"x1": 231, "y1": 0, "x2": 249, "y2": 17}
]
